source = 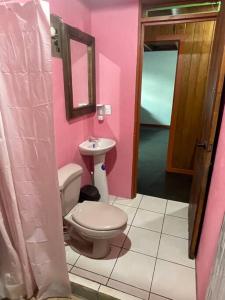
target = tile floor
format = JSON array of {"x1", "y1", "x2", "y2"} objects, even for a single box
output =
[{"x1": 66, "y1": 194, "x2": 196, "y2": 300}]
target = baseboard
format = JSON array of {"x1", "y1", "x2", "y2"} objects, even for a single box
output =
[
  {"x1": 141, "y1": 123, "x2": 170, "y2": 129},
  {"x1": 166, "y1": 167, "x2": 194, "y2": 176}
]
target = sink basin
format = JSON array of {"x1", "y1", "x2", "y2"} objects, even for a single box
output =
[{"x1": 79, "y1": 138, "x2": 116, "y2": 156}]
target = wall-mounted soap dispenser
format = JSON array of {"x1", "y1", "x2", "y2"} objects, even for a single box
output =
[
  {"x1": 96, "y1": 104, "x2": 105, "y2": 121},
  {"x1": 96, "y1": 104, "x2": 112, "y2": 121}
]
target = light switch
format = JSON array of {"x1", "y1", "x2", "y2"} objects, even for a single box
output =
[{"x1": 105, "y1": 104, "x2": 112, "y2": 115}]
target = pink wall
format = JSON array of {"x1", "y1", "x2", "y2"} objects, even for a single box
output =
[
  {"x1": 49, "y1": 0, "x2": 94, "y2": 185},
  {"x1": 49, "y1": 0, "x2": 139, "y2": 196},
  {"x1": 196, "y1": 98, "x2": 225, "y2": 299},
  {"x1": 91, "y1": 1, "x2": 139, "y2": 197}
]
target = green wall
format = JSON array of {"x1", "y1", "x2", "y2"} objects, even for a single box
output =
[{"x1": 141, "y1": 50, "x2": 178, "y2": 126}]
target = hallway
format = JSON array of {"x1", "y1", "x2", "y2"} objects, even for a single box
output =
[{"x1": 137, "y1": 126, "x2": 192, "y2": 203}]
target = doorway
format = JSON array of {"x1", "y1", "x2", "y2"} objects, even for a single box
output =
[
  {"x1": 132, "y1": 1, "x2": 225, "y2": 258},
  {"x1": 137, "y1": 18, "x2": 216, "y2": 204},
  {"x1": 138, "y1": 40, "x2": 193, "y2": 203}
]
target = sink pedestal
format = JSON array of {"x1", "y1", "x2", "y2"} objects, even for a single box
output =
[
  {"x1": 79, "y1": 138, "x2": 116, "y2": 203},
  {"x1": 94, "y1": 154, "x2": 109, "y2": 203}
]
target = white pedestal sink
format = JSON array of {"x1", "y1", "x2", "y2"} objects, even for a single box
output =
[{"x1": 79, "y1": 138, "x2": 116, "y2": 202}]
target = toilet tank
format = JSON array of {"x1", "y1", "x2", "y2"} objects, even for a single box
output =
[{"x1": 58, "y1": 163, "x2": 83, "y2": 216}]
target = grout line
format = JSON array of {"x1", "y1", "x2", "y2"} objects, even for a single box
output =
[
  {"x1": 106, "y1": 196, "x2": 143, "y2": 286},
  {"x1": 70, "y1": 265, "x2": 108, "y2": 284},
  {"x1": 105, "y1": 247, "x2": 123, "y2": 286},
  {"x1": 116, "y1": 247, "x2": 195, "y2": 269},
  {"x1": 148, "y1": 200, "x2": 169, "y2": 299},
  {"x1": 111, "y1": 223, "x2": 189, "y2": 242},
  {"x1": 165, "y1": 213, "x2": 188, "y2": 220},
  {"x1": 150, "y1": 292, "x2": 173, "y2": 300},
  {"x1": 106, "y1": 196, "x2": 144, "y2": 286},
  {"x1": 104, "y1": 281, "x2": 149, "y2": 300},
  {"x1": 68, "y1": 195, "x2": 192, "y2": 300},
  {"x1": 115, "y1": 203, "x2": 166, "y2": 215},
  {"x1": 114, "y1": 201, "x2": 189, "y2": 219},
  {"x1": 107, "y1": 277, "x2": 151, "y2": 294},
  {"x1": 130, "y1": 224, "x2": 163, "y2": 235},
  {"x1": 161, "y1": 232, "x2": 189, "y2": 241},
  {"x1": 156, "y1": 257, "x2": 195, "y2": 270}
]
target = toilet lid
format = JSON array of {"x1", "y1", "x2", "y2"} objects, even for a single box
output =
[{"x1": 72, "y1": 201, "x2": 128, "y2": 231}]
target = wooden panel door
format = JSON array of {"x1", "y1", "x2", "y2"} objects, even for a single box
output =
[
  {"x1": 144, "y1": 21, "x2": 216, "y2": 175},
  {"x1": 189, "y1": 0, "x2": 225, "y2": 258}
]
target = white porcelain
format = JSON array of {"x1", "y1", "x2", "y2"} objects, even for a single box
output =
[
  {"x1": 75, "y1": 246, "x2": 120, "y2": 278},
  {"x1": 66, "y1": 205, "x2": 127, "y2": 239},
  {"x1": 79, "y1": 138, "x2": 116, "y2": 202},
  {"x1": 166, "y1": 200, "x2": 189, "y2": 219},
  {"x1": 151, "y1": 259, "x2": 196, "y2": 300},
  {"x1": 99, "y1": 285, "x2": 143, "y2": 300},
  {"x1": 107, "y1": 279, "x2": 149, "y2": 300},
  {"x1": 139, "y1": 196, "x2": 167, "y2": 214},
  {"x1": 162, "y1": 215, "x2": 188, "y2": 239},
  {"x1": 114, "y1": 194, "x2": 143, "y2": 208},
  {"x1": 110, "y1": 249, "x2": 156, "y2": 291},
  {"x1": 132, "y1": 209, "x2": 164, "y2": 232},
  {"x1": 65, "y1": 205, "x2": 127, "y2": 258},
  {"x1": 158, "y1": 234, "x2": 195, "y2": 268},
  {"x1": 72, "y1": 201, "x2": 128, "y2": 231},
  {"x1": 113, "y1": 204, "x2": 137, "y2": 225},
  {"x1": 59, "y1": 164, "x2": 128, "y2": 259},
  {"x1": 79, "y1": 138, "x2": 116, "y2": 156},
  {"x1": 123, "y1": 226, "x2": 160, "y2": 257}
]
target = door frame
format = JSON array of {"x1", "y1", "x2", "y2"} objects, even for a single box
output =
[{"x1": 131, "y1": 7, "x2": 218, "y2": 197}]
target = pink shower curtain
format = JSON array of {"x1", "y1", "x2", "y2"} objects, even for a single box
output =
[{"x1": 0, "y1": 0, "x2": 70, "y2": 299}]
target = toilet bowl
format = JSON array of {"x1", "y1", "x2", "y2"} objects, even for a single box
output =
[{"x1": 58, "y1": 163, "x2": 128, "y2": 259}]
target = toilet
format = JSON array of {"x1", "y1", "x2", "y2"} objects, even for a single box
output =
[{"x1": 58, "y1": 163, "x2": 128, "y2": 259}]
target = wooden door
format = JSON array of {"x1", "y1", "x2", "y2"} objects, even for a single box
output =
[
  {"x1": 144, "y1": 21, "x2": 216, "y2": 175},
  {"x1": 189, "y1": 0, "x2": 225, "y2": 258}
]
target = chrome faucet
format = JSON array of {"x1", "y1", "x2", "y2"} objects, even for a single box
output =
[{"x1": 88, "y1": 136, "x2": 98, "y2": 142}]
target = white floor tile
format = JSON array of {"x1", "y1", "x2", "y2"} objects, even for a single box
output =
[
  {"x1": 166, "y1": 201, "x2": 189, "y2": 219},
  {"x1": 65, "y1": 245, "x2": 80, "y2": 265},
  {"x1": 99, "y1": 285, "x2": 143, "y2": 300},
  {"x1": 132, "y1": 209, "x2": 164, "y2": 232},
  {"x1": 71, "y1": 266, "x2": 108, "y2": 285},
  {"x1": 110, "y1": 249, "x2": 155, "y2": 291},
  {"x1": 158, "y1": 234, "x2": 195, "y2": 268},
  {"x1": 110, "y1": 225, "x2": 130, "y2": 247},
  {"x1": 69, "y1": 272, "x2": 100, "y2": 291},
  {"x1": 114, "y1": 194, "x2": 143, "y2": 208},
  {"x1": 75, "y1": 246, "x2": 120, "y2": 278},
  {"x1": 113, "y1": 204, "x2": 137, "y2": 225},
  {"x1": 151, "y1": 260, "x2": 196, "y2": 300},
  {"x1": 162, "y1": 215, "x2": 188, "y2": 239},
  {"x1": 149, "y1": 294, "x2": 169, "y2": 300},
  {"x1": 109, "y1": 195, "x2": 116, "y2": 204},
  {"x1": 67, "y1": 264, "x2": 73, "y2": 272},
  {"x1": 107, "y1": 279, "x2": 149, "y2": 300},
  {"x1": 124, "y1": 226, "x2": 160, "y2": 257},
  {"x1": 140, "y1": 196, "x2": 167, "y2": 214}
]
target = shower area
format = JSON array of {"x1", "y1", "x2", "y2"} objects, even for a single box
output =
[{"x1": 0, "y1": 1, "x2": 69, "y2": 299}]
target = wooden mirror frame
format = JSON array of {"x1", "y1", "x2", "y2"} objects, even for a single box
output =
[{"x1": 61, "y1": 23, "x2": 96, "y2": 120}]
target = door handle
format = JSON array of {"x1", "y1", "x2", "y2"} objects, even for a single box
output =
[
  {"x1": 196, "y1": 141, "x2": 213, "y2": 152},
  {"x1": 197, "y1": 142, "x2": 207, "y2": 149}
]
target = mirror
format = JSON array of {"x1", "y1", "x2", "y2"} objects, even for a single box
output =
[{"x1": 61, "y1": 23, "x2": 96, "y2": 120}]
